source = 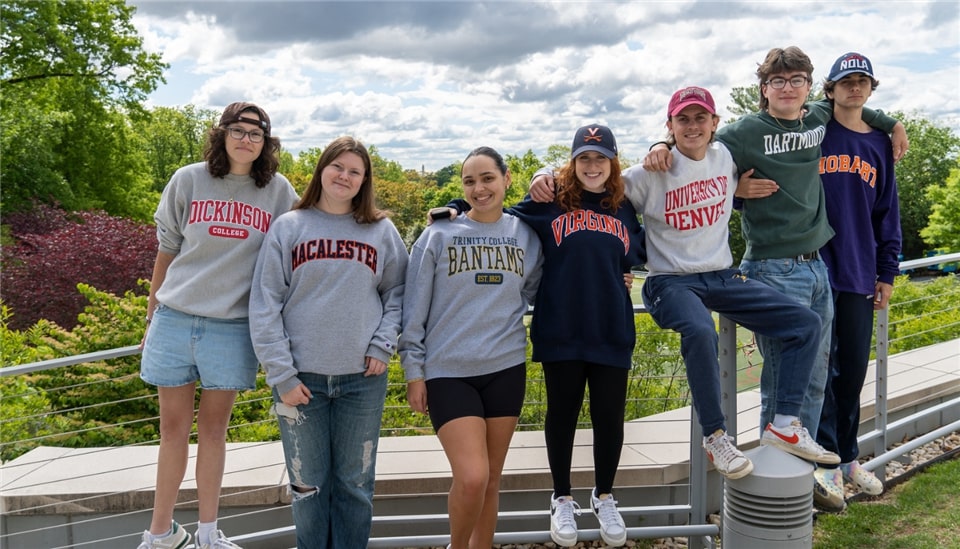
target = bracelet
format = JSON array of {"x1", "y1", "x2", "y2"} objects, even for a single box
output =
[
  {"x1": 648, "y1": 140, "x2": 671, "y2": 151},
  {"x1": 145, "y1": 316, "x2": 152, "y2": 324},
  {"x1": 406, "y1": 377, "x2": 424, "y2": 383}
]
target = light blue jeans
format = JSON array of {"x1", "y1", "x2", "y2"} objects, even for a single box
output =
[
  {"x1": 274, "y1": 371, "x2": 388, "y2": 549},
  {"x1": 740, "y1": 257, "x2": 833, "y2": 438}
]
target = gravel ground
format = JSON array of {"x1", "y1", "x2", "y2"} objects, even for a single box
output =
[{"x1": 478, "y1": 431, "x2": 960, "y2": 549}]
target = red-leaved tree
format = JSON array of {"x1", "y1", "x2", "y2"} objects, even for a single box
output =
[{"x1": 1, "y1": 203, "x2": 156, "y2": 330}]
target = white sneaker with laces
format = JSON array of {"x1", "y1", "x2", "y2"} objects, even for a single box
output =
[
  {"x1": 197, "y1": 529, "x2": 242, "y2": 549},
  {"x1": 591, "y1": 489, "x2": 627, "y2": 547},
  {"x1": 761, "y1": 420, "x2": 841, "y2": 464},
  {"x1": 549, "y1": 493, "x2": 580, "y2": 547},
  {"x1": 841, "y1": 460, "x2": 883, "y2": 495},
  {"x1": 703, "y1": 429, "x2": 754, "y2": 480},
  {"x1": 136, "y1": 521, "x2": 191, "y2": 549}
]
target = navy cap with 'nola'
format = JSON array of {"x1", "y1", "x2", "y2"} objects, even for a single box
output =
[
  {"x1": 571, "y1": 124, "x2": 617, "y2": 159},
  {"x1": 828, "y1": 52, "x2": 875, "y2": 82}
]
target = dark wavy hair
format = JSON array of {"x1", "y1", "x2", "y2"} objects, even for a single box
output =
[
  {"x1": 555, "y1": 155, "x2": 625, "y2": 214},
  {"x1": 203, "y1": 126, "x2": 281, "y2": 188},
  {"x1": 295, "y1": 136, "x2": 387, "y2": 224},
  {"x1": 756, "y1": 46, "x2": 814, "y2": 112}
]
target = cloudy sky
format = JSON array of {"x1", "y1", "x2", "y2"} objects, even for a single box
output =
[{"x1": 130, "y1": 0, "x2": 960, "y2": 172}]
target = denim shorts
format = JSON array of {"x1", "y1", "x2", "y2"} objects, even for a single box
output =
[{"x1": 140, "y1": 304, "x2": 259, "y2": 390}]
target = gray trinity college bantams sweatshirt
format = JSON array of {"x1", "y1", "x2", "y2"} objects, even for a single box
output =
[
  {"x1": 249, "y1": 208, "x2": 408, "y2": 397},
  {"x1": 399, "y1": 213, "x2": 543, "y2": 382}
]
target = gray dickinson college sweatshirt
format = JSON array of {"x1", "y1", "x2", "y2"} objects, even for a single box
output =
[
  {"x1": 399, "y1": 213, "x2": 543, "y2": 382},
  {"x1": 249, "y1": 208, "x2": 408, "y2": 397},
  {"x1": 155, "y1": 162, "x2": 298, "y2": 319}
]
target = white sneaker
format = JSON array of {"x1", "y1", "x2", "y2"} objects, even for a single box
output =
[
  {"x1": 136, "y1": 521, "x2": 191, "y2": 549},
  {"x1": 761, "y1": 420, "x2": 841, "y2": 464},
  {"x1": 549, "y1": 493, "x2": 580, "y2": 547},
  {"x1": 703, "y1": 429, "x2": 754, "y2": 480},
  {"x1": 197, "y1": 529, "x2": 242, "y2": 549},
  {"x1": 841, "y1": 460, "x2": 884, "y2": 496},
  {"x1": 591, "y1": 489, "x2": 627, "y2": 547}
]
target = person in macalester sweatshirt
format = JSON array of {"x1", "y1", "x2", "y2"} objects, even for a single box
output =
[{"x1": 249, "y1": 136, "x2": 407, "y2": 549}]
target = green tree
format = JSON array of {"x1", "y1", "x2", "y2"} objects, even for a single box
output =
[
  {"x1": 543, "y1": 144, "x2": 569, "y2": 170},
  {"x1": 132, "y1": 105, "x2": 218, "y2": 193},
  {"x1": 891, "y1": 112, "x2": 960, "y2": 259},
  {"x1": 920, "y1": 165, "x2": 960, "y2": 252},
  {"x1": 1, "y1": 0, "x2": 167, "y2": 217},
  {"x1": 505, "y1": 149, "x2": 544, "y2": 206}
]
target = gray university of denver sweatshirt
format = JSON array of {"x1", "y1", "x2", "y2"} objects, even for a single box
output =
[
  {"x1": 399, "y1": 213, "x2": 543, "y2": 382},
  {"x1": 249, "y1": 208, "x2": 408, "y2": 397}
]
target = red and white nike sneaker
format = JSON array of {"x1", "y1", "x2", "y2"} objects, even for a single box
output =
[{"x1": 761, "y1": 420, "x2": 840, "y2": 464}]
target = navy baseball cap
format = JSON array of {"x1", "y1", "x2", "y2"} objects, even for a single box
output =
[
  {"x1": 828, "y1": 52, "x2": 875, "y2": 82},
  {"x1": 571, "y1": 124, "x2": 617, "y2": 159}
]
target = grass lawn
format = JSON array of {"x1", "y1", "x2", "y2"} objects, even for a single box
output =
[{"x1": 813, "y1": 456, "x2": 960, "y2": 548}]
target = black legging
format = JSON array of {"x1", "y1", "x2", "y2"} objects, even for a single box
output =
[{"x1": 543, "y1": 360, "x2": 629, "y2": 496}]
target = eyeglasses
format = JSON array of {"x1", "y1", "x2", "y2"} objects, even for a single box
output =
[
  {"x1": 764, "y1": 76, "x2": 811, "y2": 89},
  {"x1": 226, "y1": 127, "x2": 266, "y2": 143}
]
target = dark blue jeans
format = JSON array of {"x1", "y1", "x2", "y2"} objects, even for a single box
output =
[
  {"x1": 273, "y1": 372, "x2": 388, "y2": 549},
  {"x1": 642, "y1": 269, "x2": 821, "y2": 434},
  {"x1": 816, "y1": 291, "x2": 876, "y2": 465}
]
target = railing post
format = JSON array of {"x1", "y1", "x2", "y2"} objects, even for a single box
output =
[
  {"x1": 689, "y1": 411, "x2": 707, "y2": 549},
  {"x1": 874, "y1": 306, "x2": 890, "y2": 478},
  {"x1": 718, "y1": 316, "x2": 739, "y2": 439}
]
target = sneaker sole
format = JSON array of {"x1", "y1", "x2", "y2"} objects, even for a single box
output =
[
  {"x1": 715, "y1": 458, "x2": 754, "y2": 480},
  {"x1": 762, "y1": 435, "x2": 841, "y2": 464},
  {"x1": 550, "y1": 531, "x2": 578, "y2": 547},
  {"x1": 600, "y1": 531, "x2": 628, "y2": 546}
]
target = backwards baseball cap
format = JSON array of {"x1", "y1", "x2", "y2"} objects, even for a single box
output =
[
  {"x1": 571, "y1": 124, "x2": 618, "y2": 159},
  {"x1": 219, "y1": 102, "x2": 271, "y2": 135},
  {"x1": 828, "y1": 52, "x2": 875, "y2": 82},
  {"x1": 667, "y1": 86, "x2": 716, "y2": 118}
]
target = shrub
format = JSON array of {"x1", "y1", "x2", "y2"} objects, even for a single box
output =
[{"x1": 1, "y1": 203, "x2": 156, "y2": 330}]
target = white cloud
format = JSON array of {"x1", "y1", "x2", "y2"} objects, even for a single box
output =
[{"x1": 130, "y1": 0, "x2": 960, "y2": 171}]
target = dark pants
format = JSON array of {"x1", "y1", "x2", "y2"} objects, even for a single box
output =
[
  {"x1": 642, "y1": 269, "x2": 821, "y2": 434},
  {"x1": 543, "y1": 360, "x2": 628, "y2": 496},
  {"x1": 816, "y1": 291, "x2": 876, "y2": 465}
]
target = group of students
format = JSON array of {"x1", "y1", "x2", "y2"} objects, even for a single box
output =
[{"x1": 135, "y1": 44, "x2": 903, "y2": 549}]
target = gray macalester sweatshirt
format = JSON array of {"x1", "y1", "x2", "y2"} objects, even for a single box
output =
[{"x1": 249, "y1": 208, "x2": 408, "y2": 397}]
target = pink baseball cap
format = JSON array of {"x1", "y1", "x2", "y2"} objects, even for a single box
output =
[{"x1": 667, "y1": 86, "x2": 716, "y2": 118}]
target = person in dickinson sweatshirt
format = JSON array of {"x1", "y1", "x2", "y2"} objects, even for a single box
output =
[
  {"x1": 399, "y1": 147, "x2": 543, "y2": 549},
  {"x1": 139, "y1": 102, "x2": 297, "y2": 549},
  {"x1": 442, "y1": 125, "x2": 645, "y2": 548},
  {"x1": 248, "y1": 136, "x2": 408, "y2": 549}
]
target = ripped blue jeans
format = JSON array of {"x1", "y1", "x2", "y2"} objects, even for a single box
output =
[{"x1": 273, "y1": 371, "x2": 388, "y2": 549}]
